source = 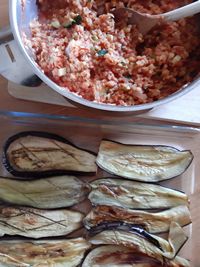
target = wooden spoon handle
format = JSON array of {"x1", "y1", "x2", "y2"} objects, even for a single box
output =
[{"x1": 163, "y1": 1, "x2": 200, "y2": 21}]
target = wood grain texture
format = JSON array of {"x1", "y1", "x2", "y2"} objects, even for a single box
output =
[
  {"x1": 7, "y1": 81, "x2": 200, "y2": 125},
  {"x1": 0, "y1": 0, "x2": 9, "y2": 28}
]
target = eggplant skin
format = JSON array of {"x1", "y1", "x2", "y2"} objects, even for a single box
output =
[
  {"x1": 89, "y1": 222, "x2": 188, "y2": 262},
  {"x1": 96, "y1": 140, "x2": 193, "y2": 182},
  {"x1": 0, "y1": 175, "x2": 90, "y2": 209},
  {"x1": 89, "y1": 178, "x2": 189, "y2": 210},
  {"x1": 82, "y1": 245, "x2": 190, "y2": 267},
  {"x1": 0, "y1": 238, "x2": 90, "y2": 267},
  {"x1": 0, "y1": 206, "x2": 84, "y2": 239},
  {"x1": 3, "y1": 131, "x2": 97, "y2": 178},
  {"x1": 83, "y1": 205, "x2": 191, "y2": 234}
]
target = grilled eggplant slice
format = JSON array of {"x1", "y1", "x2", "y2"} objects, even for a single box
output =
[
  {"x1": 89, "y1": 222, "x2": 188, "y2": 262},
  {"x1": 0, "y1": 238, "x2": 90, "y2": 267},
  {"x1": 82, "y1": 245, "x2": 190, "y2": 267},
  {"x1": 96, "y1": 140, "x2": 193, "y2": 182},
  {"x1": 84, "y1": 205, "x2": 191, "y2": 234},
  {"x1": 3, "y1": 131, "x2": 97, "y2": 178},
  {"x1": 0, "y1": 175, "x2": 90, "y2": 209},
  {"x1": 0, "y1": 206, "x2": 84, "y2": 238},
  {"x1": 89, "y1": 178, "x2": 189, "y2": 210}
]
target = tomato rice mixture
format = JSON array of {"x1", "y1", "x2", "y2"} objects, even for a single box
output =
[{"x1": 29, "y1": 0, "x2": 200, "y2": 106}]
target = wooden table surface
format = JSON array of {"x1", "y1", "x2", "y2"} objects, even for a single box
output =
[{"x1": 0, "y1": 2, "x2": 200, "y2": 266}]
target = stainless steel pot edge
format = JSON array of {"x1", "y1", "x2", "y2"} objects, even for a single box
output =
[{"x1": 9, "y1": 0, "x2": 200, "y2": 112}]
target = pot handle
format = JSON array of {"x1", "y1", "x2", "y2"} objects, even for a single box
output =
[
  {"x1": 0, "y1": 26, "x2": 42, "y2": 87},
  {"x1": 0, "y1": 26, "x2": 13, "y2": 42}
]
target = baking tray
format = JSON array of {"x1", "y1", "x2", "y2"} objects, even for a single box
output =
[{"x1": 0, "y1": 111, "x2": 199, "y2": 267}]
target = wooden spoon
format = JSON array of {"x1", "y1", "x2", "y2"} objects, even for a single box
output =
[{"x1": 113, "y1": 1, "x2": 200, "y2": 34}]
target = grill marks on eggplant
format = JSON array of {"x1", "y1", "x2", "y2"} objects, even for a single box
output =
[
  {"x1": 89, "y1": 178, "x2": 189, "y2": 210},
  {"x1": 88, "y1": 178, "x2": 190, "y2": 264},
  {"x1": 82, "y1": 245, "x2": 190, "y2": 267},
  {"x1": 96, "y1": 140, "x2": 193, "y2": 182},
  {"x1": 3, "y1": 131, "x2": 97, "y2": 178},
  {"x1": 0, "y1": 206, "x2": 84, "y2": 238},
  {"x1": 88, "y1": 222, "x2": 163, "y2": 250},
  {"x1": 89, "y1": 221, "x2": 188, "y2": 263},
  {"x1": 84, "y1": 205, "x2": 191, "y2": 234},
  {"x1": 1, "y1": 134, "x2": 193, "y2": 265},
  {"x1": 0, "y1": 176, "x2": 90, "y2": 209},
  {"x1": 0, "y1": 238, "x2": 90, "y2": 267}
]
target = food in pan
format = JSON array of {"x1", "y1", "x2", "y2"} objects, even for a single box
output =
[
  {"x1": 3, "y1": 131, "x2": 97, "y2": 178},
  {"x1": 0, "y1": 206, "x2": 83, "y2": 239},
  {"x1": 84, "y1": 205, "x2": 191, "y2": 234},
  {"x1": 89, "y1": 178, "x2": 189, "y2": 209},
  {"x1": 0, "y1": 238, "x2": 90, "y2": 267},
  {"x1": 28, "y1": 0, "x2": 200, "y2": 106},
  {"x1": 89, "y1": 221, "x2": 187, "y2": 262},
  {"x1": 82, "y1": 245, "x2": 190, "y2": 267},
  {"x1": 0, "y1": 175, "x2": 90, "y2": 209},
  {"x1": 96, "y1": 140, "x2": 193, "y2": 182}
]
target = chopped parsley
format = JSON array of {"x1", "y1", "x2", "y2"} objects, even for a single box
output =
[
  {"x1": 63, "y1": 15, "x2": 82, "y2": 29},
  {"x1": 97, "y1": 49, "x2": 108, "y2": 56},
  {"x1": 74, "y1": 15, "x2": 82, "y2": 25}
]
